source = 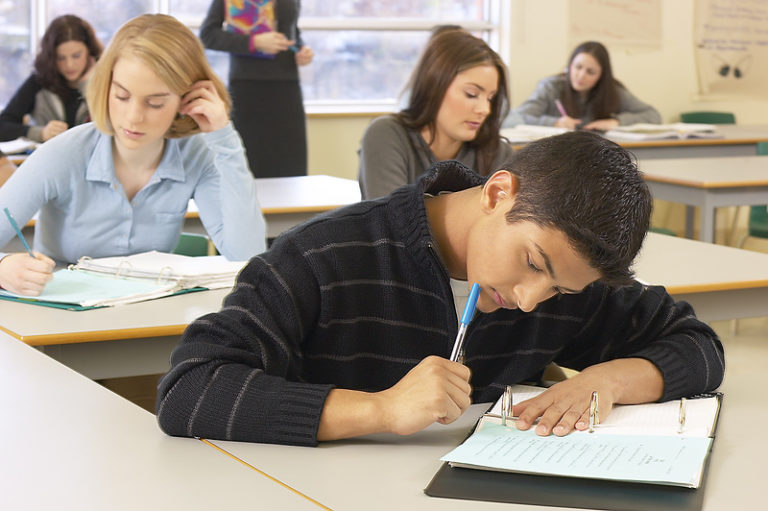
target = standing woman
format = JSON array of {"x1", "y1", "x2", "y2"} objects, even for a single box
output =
[
  {"x1": 514, "y1": 41, "x2": 661, "y2": 131},
  {"x1": 0, "y1": 14, "x2": 266, "y2": 296},
  {"x1": 200, "y1": 0, "x2": 313, "y2": 178},
  {"x1": 0, "y1": 15, "x2": 103, "y2": 142},
  {"x1": 358, "y1": 30, "x2": 515, "y2": 200}
]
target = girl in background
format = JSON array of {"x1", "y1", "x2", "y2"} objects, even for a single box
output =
[
  {"x1": 358, "y1": 30, "x2": 515, "y2": 200},
  {"x1": 0, "y1": 15, "x2": 102, "y2": 142},
  {"x1": 513, "y1": 41, "x2": 661, "y2": 130}
]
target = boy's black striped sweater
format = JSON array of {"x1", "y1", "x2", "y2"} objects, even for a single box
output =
[{"x1": 157, "y1": 162, "x2": 724, "y2": 446}]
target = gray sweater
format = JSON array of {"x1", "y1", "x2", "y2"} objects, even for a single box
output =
[
  {"x1": 358, "y1": 115, "x2": 516, "y2": 200},
  {"x1": 513, "y1": 75, "x2": 662, "y2": 127},
  {"x1": 157, "y1": 160, "x2": 724, "y2": 447}
]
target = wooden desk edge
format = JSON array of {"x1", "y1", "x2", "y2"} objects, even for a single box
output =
[
  {"x1": 644, "y1": 175, "x2": 768, "y2": 188},
  {"x1": 1, "y1": 323, "x2": 188, "y2": 346},
  {"x1": 664, "y1": 279, "x2": 768, "y2": 295}
]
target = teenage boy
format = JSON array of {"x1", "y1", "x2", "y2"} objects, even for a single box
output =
[{"x1": 157, "y1": 131, "x2": 724, "y2": 447}]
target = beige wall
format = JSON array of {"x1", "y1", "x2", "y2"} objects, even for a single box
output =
[{"x1": 306, "y1": 1, "x2": 766, "y2": 243}]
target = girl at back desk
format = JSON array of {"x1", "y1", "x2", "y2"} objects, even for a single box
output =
[
  {"x1": 0, "y1": 14, "x2": 266, "y2": 296},
  {"x1": 0, "y1": 15, "x2": 103, "y2": 143},
  {"x1": 513, "y1": 41, "x2": 661, "y2": 131},
  {"x1": 358, "y1": 29, "x2": 515, "y2": 200}
]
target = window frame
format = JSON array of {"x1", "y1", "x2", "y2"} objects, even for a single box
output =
[{"x1": 10, "y1": 0, "x2": 510, "y2": 116}]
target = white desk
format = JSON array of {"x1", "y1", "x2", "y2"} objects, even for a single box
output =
[
  {"x1": 639, "y1": 156, "x2": 768, "y2": 242},
  {"x1": 0, "y1": 288, "x2": 229, "y2": 379},
  {"x1": 0, "y1": 331, "x2": 321, "y2": 511},
  {"x1": 206, "y1": 327, "x2": 765, "y2": 511},
  {"x1": 635, "y1": 232, "x2": 768, "y2": 322},
  {"x1": 618, "y1": 124, "x2": 768, "y2": 159},
  {"x1": 184, "y1": 174, "x2": 362, "y2": 239}
]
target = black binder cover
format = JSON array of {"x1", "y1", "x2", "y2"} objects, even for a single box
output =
[{"x1": 424, "y1": 395, "x2": 722, "y2": 511}]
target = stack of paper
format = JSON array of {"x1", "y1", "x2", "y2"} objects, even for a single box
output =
[
  {"x1": 605, "y1": 123, "x2": 722, "y2": 141},
  {"x1": 441, "y1": 385, "x2": 721, "y2": 489},
  {"x1": 0, "y1": 137, "x2": 38, "y2": 155},
  {"x1": 72, "y1": 251, "x2": 247, "y2": 289},
  {"x1": 500, "y1": 125, "x2": 568, "y2": 143}
]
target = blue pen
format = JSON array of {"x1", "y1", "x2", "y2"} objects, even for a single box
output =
[
  {"x1": 289, "y1": 45, "x2": 299, "y2": 53},
  {"x1": 450, "y1": 283, "x2": 481, "y2": 363},
  {"x1": 3, "y1": 207, "x2": 34, "y2": 257}
]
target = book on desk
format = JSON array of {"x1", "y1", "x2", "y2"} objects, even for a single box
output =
[
  {"x1": 0, "y1": 251, "x2": 245, "y2": 310},
  {"x1": 605, "y1": 123, "x2": 723, "y2": 141},
  {"x1": 426, "y1": 384, "x2": 722, "y2": 511}
]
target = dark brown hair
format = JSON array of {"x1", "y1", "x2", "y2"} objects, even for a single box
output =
[
  {"x1": 34, "y1": 15, "x2": 103, "y2": 97},
  {"x1": 501, "y1": 131, "x2": 651, "y2": 285},
  {"x1": 560, "y1": 41, "x2": 621, "y2": 120},
  {"x1": 398, "y1": 30, "x2": 509, "y2": 176}
]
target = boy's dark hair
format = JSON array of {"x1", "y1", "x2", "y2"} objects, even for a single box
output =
[{"x1": 502, "y1": 131, "x2": 651, "y2": 285}]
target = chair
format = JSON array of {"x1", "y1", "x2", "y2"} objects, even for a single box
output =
[
  {"x1": 172, "y1": 232, "x2": 213, "y2": 257},
  {"x1": 679, "y1": 111, "x2": 736, "y2": 124},
  {"x1": 649, "y1": 227, "x2": 676, "y2": 236}
]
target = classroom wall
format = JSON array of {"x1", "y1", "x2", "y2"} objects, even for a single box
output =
[{"x1": 307, "y1": 0, "x2": 768, "y2": 181}]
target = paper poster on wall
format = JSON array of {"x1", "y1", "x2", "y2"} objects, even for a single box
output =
[
  {"x1": 568, "y1": 0, "x2": 661, "y2": 48},
  {"x1": 694, "y1": 0, "x2": 768, "y2": 98}
]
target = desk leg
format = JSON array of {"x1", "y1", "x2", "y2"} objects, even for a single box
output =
[
  {"x1": 701, "y1": 198, "x2": 716, "y2": 243},
  {"x1": 685, "y1": 205, "x2": 695, "y2": 239}
]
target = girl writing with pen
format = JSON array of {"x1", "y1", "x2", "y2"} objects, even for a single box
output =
[
  {"x1": 512, "y1": 41, "x2": 661, "y2": 131},
  {"x1": 0, "y1": 15, "x2": 103, "y2": 143},
  {"x1": 0, "y1": 14, "x2": 266, "y2": 296}
]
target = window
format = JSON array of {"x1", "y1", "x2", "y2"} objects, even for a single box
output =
[
  {"x1": 0, "y1": 1, "x2": 505, "y2": 115},
  {"x1": 298, "y1": 1, "x2": 504, "y2": 113}
]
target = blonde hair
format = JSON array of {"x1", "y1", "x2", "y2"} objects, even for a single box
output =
[{"x1": 86, "y1": 14, "x2": 230, "y2": 138}]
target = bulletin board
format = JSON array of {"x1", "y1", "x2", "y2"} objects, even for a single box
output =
[
  {"x1": 568, "y1": 0, "x2": 662, "y2": 48},
  {"x1": 694, "y1": 0, "x2": 768, "y2": 98}
]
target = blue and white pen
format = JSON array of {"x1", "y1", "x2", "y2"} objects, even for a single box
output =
[
  {"x1": 4, "y1": 207, "x2": 34, "y2": 257},
  {"x1": 449, "y1": 283, "x2": 481, "y2": 364}
]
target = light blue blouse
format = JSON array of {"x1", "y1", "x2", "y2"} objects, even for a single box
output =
[{"x1": 0, "y1": 122, "x2": 266, "y2": 263}]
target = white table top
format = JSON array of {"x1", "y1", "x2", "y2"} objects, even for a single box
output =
[
  {"x1": 636, "y1": 232, "x2": 768, "y2": 294},
  {"x1": 639, "y1": 155, "x2": 768, "y2": 187},
  {"x1": 208, "y1": 327, "x2": 766, "y2": 510},
  {"x1": 0, "y1": 331, "x2": 321, "y2": 511}
]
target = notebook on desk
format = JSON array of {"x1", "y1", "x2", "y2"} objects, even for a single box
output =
[
  {"x1": 0, "y1": 252, "x2": 245, "y2": 310},
  {"x1": 605, "y1": 123, "x2": 723, "y2": 141},
  {"x1": 425, "y1": 385, "x2": 722, "y2": 511}
]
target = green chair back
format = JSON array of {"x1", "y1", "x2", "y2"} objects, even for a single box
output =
[
  {"x1": 172, "y1": 232, "x2": 211, "y2": 257},
  {"x1": 679, "y1": 111, "x2": 736, "y2": 124},
  {"x1": 747, "y1": 142, "x2": 768, "y2": 238},
  {"x1": 649, "y1": 227, "x2": 676, "y2": 237}
]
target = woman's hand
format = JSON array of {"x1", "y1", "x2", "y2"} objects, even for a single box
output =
[
  {"x1": 295, "y1": 45, "x2": 314, "y2": 66},
  {"x1": 251, "y1": 32, "x2": 295, "y2": 54},
  {"x1": 554, "y1": 115, "x2": 582, "y2": 130},
  {"x1": 0, "y1": 252, "x2": 55, "y2": 296},
  {"x1": 179, "y1": 81, "x2": 229, "y2": 133},
  {"x1": 41, "y1": 120, "x2": 68, "y2": 141}
]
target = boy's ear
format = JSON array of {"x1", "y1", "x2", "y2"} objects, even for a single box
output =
[{"x1": 481, "y1": 170, "x2": 519, "y2": 213}]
